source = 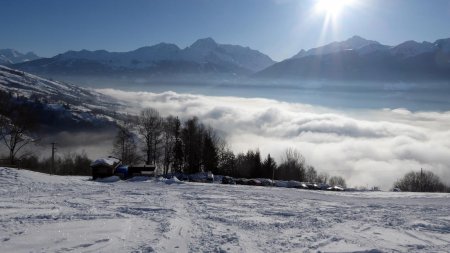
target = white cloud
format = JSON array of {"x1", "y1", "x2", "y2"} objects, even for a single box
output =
[{"x1": 99, "y1": 88, "x2": 450, "y2": 190}]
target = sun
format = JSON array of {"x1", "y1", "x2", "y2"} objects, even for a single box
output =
[{"x1": 315, "y1": 0, "x2": 355, "y2": 17}]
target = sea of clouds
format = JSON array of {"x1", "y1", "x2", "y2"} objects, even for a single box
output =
[{"x1": 99, "y1": 89, "x2": 450, "y2": 190}]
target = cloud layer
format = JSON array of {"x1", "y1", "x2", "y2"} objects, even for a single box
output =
[{"x1": 99, "y1": 88, "x2": 450, "y2": 190}]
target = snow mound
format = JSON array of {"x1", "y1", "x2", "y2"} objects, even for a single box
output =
[
  {"x1": 156, "y1": 176, "x2": 184, "y2": 185},
  {"x1": 165, "y1": 177, "x2": 183, "y2": 185}
]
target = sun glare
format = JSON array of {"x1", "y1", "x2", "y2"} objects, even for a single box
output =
[{"x1": 315, "y1": 0, "x2": 354, "y2": 17}]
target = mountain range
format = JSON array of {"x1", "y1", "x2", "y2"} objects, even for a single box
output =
[
  {"x1": 5, "y1": 36, "x2": 450, "y2": 82},
  {"x1": 256, "y1": 36, "x2": 450, "y2": 81},
  {"x1": 11, "y1": 38, "x2": 275, "y2": 80}
]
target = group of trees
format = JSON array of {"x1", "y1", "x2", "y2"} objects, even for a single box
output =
[
  {"x1": 113, "y1": 108, "x2": 223, "y2": 176},
  {"x1": 111, "y1": 109, "x2": 347, "y2": 186},
  {"x1": 5, "y1": 99, "x2": 449, "y2": 192},
  {"x1": 394, "y1": 169, "x2": 449, "y2": 192},
  {"x1": 0, "y1": 151, "x2": 92, "y2": 176},
  {"x1": 228, "y1": 148, "x2": 345, "y2": 185}
]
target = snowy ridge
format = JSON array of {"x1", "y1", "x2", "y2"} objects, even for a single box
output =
[
  {"x1": 292, "y1": 35, "x2": 380, "y2": 58},
  {"x1": 292, "y1": 35, "x2": 450, "y2": 59},
  {"x1": 0, "y1": 65, "x2": 122, "y2": 126},
  {"x1": 1, "y1": 167, "x2": 449, "y2": 252},
  {"x1": 26, "y1": 38, "x2": 275, "y2": 74},
  {"x1": 0, "y1": 49, "x2": 40, "y2": 65}
]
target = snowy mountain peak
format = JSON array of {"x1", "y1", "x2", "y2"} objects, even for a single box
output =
[
  {"x1": 189, "y1": 37, "x2": 218, "y2": 50},
  {"x1": 0, "y1": 49, "x2": 41, "y2": 64},
  {"x1": 342, "y1": 35, "x2": 380, "y2": 49},
  {"x1": 292, "y1": 35, "x2": 380, "y2": 59}
]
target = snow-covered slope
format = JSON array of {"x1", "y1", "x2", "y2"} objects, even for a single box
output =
[
  {"x1": 0, "y1": 65, "x2": 121, "y2": 127},
  {"x1": 0, "y1": 49, "x2": 40, "y2": 65},
  {"x1": 1, "y1": 167, "x2": 449, "y2": 252}
]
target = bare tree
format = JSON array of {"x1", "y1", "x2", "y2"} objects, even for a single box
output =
[
  {"x1": 218, "y1": 148, "x2": 235, "y2": 176},
  {"x1": 161, "y1": 116, "x2": 178, "y2": 174},
  {"x1": 112, "y1": 116, "x2": 139, "y2": 165},
  {"x1": 329, "y1": 176, "x2": 347, "y2": 188},
  {"x1": 138, "y1": 108, "x2": 162, "y2": 165},
  {"x1": 172, "y1": 117, "x2": 183, "y2": 173},
  {"x1": 316, "y1": 172, "x2": 329, "y2": 184},
  {"x1": 277, "y1": 148, "x2": 306, "y2": 181},
  {"x1": 305, "y1": 165, "x2": 318, "y2": 182},
  {"x1": 0, "y1": 105, "x2": 37, "y2": 165}
]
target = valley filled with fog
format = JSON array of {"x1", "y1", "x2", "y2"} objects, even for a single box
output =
[{"x1": 93, "y1": 85, "x2": 450, "y2": 190}]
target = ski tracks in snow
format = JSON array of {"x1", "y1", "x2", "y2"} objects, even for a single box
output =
[{"x1": 1, "y1": 168, "x2": 450, "y2": 252}]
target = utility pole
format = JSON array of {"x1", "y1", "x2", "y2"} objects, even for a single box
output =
[{"x1": 51, "y1": 142, "x2": 56, "y2": 174}]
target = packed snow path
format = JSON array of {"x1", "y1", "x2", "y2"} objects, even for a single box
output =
[{"x1": 1, "y1": 168, "x2": 449, "y2": 252}]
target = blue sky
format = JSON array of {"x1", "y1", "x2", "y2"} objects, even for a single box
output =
[{"x1": 1, "y1": 0, "x2": 449, "y2": 61}]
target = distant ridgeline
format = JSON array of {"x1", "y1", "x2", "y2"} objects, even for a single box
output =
[{"x1": 6, "y1": 36, "x2": 450, "y2": 83}]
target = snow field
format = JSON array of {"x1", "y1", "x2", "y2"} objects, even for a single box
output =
[{"x1": 0, "y1": 167, "x2": 449, "y2": 252}]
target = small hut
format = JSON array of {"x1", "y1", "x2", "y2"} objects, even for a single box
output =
[{"x1": 90, "y1": 157, "x2": 121, "y2": 180}]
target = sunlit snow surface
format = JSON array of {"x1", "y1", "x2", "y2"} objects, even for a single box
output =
[{"x1": 1, "y1": 167, "x2": 449, "y2": 252}]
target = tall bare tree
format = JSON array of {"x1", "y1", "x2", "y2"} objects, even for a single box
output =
[
  {"x1": 277, "y1": 148, "x2": 306, "y2": 181},
  {"x1": 172, "y1": 117, "x2": 183, "y2": 173},
  {"x1": 138, "y1": 108, "x2": 162, "y2": 165},
  {"x1": 112, "y1": 115, "x2": 139, "y2": 165},
  {"x1": 161, "y1": 116, "x2": 178, "y2": 174},
  {"x1": 0, "y1": 105, "x2": 37, "y2": 165}
]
